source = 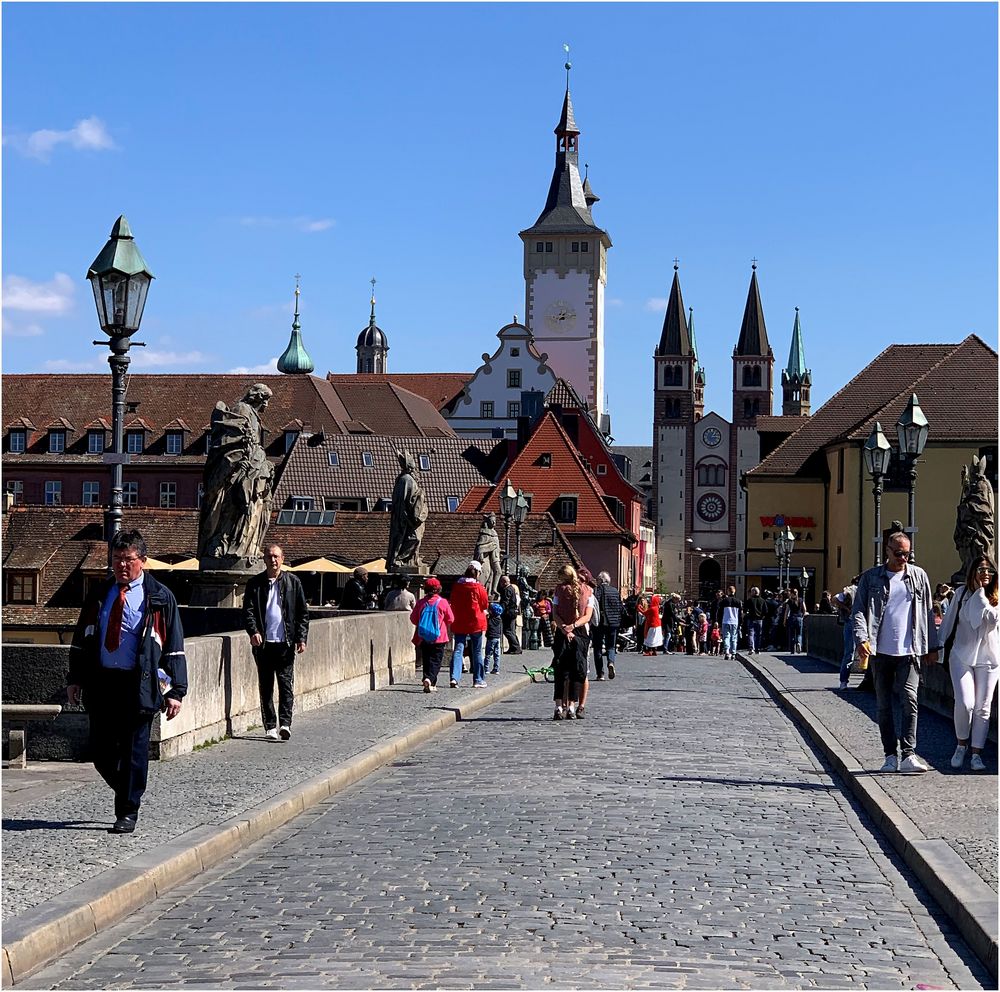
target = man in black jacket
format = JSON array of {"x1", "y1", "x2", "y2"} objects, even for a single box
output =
[
  {"x1": 592, "y1": 572, "x2": 623, "y2": 680},
  {"x1": 243, "y1": 544, "x2": 309, "y2": 741},
  {"x1": 743, "y1": 586, "x2": 768, "y2": 655},
  {"x1": 67, "y1": 530, "x2": 187, "y2": 834},
  {"x1": 340, "y1": 567, "x2": 369, "y2": 610}
]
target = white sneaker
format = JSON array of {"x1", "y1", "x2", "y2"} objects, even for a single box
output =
[
  {"x1": 950, "y1": 745, "x2": 968, "y2": 768},
  {"x1": 265, "y1": 728, "x2": 280, "y2": 741},
  {"x1": 422, "y1": 678, "x2": 432, "y2": 693},
  {"x1": 278, "y1": 725, "x2": 291, "y2": 741},
  {"x1": 899, "y1": 754, "x2": 929, "y2": 774},
  {"x1": 970, "y1": 754, "x2": 986, "y2": 772},
  {"x1": 879, "y1": 754, "x2": 898, "y2": 773}
]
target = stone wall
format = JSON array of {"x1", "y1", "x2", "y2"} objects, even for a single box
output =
[
  {"x1": 805, "y1": 615, "x2": 997, "y2": 743},
  {"x1": 2, "y1": 613, "x2": 417, "y2": 762}
]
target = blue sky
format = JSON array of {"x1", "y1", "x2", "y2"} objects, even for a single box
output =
[{"x1": 3, "y1": 2, "x2": 996, "y2": 445}]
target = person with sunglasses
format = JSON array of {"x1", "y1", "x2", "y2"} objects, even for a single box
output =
[
  {"x1": 852, "y1": 532, "x2": 939, "y2": 774},
  {"x1": 936, "y1": 557, "x2": 999, "y2": 771}
]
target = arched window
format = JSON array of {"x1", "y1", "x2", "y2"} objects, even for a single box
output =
[
  {"x1": 753, "y1": 366, "x2": 762, "y2": 387},
  {"x1": 696, "y1": 459, "x2": 728, "y2": 487},
  {"x1": 744, "y1": 399, "x2": 752, "y2": 419},
  {"x1": 743, "y1": 366, "x2": 753, "y2": 387}
]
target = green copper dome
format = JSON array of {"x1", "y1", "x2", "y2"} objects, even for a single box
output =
[{"x1": 277, "y1": 279, "x2": 314, "y2": 375}]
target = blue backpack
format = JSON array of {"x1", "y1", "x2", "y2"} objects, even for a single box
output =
[{"x1": 417, "y1": 598, "x2": 441, "y2": 641}]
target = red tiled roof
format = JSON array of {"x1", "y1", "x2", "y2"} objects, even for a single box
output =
[
  {"x1": 755, "y1": 415, "x2": 810, "y2": 433},
  {"x1": 459, "y1": 412, "x2": 630, "y2": 537},
  {"x1": 327, "y1": 373, "x2": 472, "y2": 412},
  {"x1": 326, "y1": 380, "x2": 456, "y2": 437},
  {"x1": 750, "y1": 341, "x2": 967, "y2": 477},
  {"x1": 275, "y1": 435, "x2": 499, "y2": 514}
]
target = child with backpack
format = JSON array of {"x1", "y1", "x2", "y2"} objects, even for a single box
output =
[
  {"x1": 485, "y1": 600, "x2": 504, "y2": 676},
  {"x1": 410, "y1": 577, "x2": 455, "y2": 693}
]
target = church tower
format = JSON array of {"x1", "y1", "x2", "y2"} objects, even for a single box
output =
[
  {"x1": 520, "y1": 62, "x2": 611, "y2": 418},
  {"x1": 732, "y1": 263, "x2": 775, "y2": 424},
  {"x1": 781, "y1": 307, "x2": 812, "y2": 415},
  {"x1": 355, "y1": 278, "x2": 389, "y2": 374},
  {"x1": 652, "y1": 264, "x2": 700, "y2": 591}
]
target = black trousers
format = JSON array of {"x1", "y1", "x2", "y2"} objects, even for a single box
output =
[
  {"x1": 420, "y1": 642, "x2": 445, "y2": 685},
  {"x1": 503, "y1": 619, "x2": 521, "y2": 654},
  {"x1": 552, "y1": 630, "x2": 590, "y2": 702},
  {"x1": 87, "y1": 668, "x2": 153, "y2": 819},
  {"x1": 255, "y1": 642, "x2": 295, "y2": 730}
]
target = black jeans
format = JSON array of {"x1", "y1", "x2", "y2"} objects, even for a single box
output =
[
  {"x1": 873, "y1": 653, "x2": 920, "y2": 758},
  {"x1": 87, "y1": 668, "x2": 153, "y2": 819},
  {"x1": 420, "y1": 642, "x2": 445, "y2": 686},
  {"x1": 503, "y1": 620, "x2": 521, "y2": 654},
  {"x1": 591, "y1": 625, "x2": 619, "y2": 677},
  {"x1": 255, "y1": 642, "x2": 295, "y2": 730},
  {"x1": 552, "y1": 630, "x2": 590, "y2": 702}
]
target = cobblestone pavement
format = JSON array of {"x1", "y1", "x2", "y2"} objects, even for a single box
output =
[
  {"x1": 751, "y1": 651, "x2": 999, "y2": 892},
  {"x1": 1, "y1": 662, "x2": 532, "y2": 921},
  {"x1": 24, "y1": 654, "x2": 992, "y2": 990}
]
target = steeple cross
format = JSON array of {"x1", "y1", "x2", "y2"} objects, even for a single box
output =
[
  {"x1": 294, "y1": 273, "x2": 301, "y2": 297},
  {"x1": 751, "y1": 256, "x2": 758, "y2": 270}
]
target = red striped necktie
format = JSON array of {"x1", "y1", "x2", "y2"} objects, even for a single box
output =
[{"x1": 104, "y1": 584, "x2": 128, "y2": 652}]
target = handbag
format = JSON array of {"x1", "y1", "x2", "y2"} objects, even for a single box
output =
[{"x1": 941, "y1": 588, "x2": 966, "y2": 670}]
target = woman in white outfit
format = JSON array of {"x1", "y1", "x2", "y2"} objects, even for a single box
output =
[{"x1": 937, "y1": 555, "x2": 999, "y2": 771}]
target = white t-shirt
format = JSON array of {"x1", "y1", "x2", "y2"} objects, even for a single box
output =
[
  {"x1": 264, "y1": 576, "x2": 286, "y2": 643},
  {"x1": 876, "y1": 569, "x2": 914, "y2": 657}
]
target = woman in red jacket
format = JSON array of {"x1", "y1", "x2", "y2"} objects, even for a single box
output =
[
  {"x1": 410, "y1": 577, "x2": 455, "y2": 693},
  {"x1": 448, "y1": 561, "x2": 490, "y2": 688},
  {"x1": 639, "y1": 593, "x2": 663, "y2": 656}
]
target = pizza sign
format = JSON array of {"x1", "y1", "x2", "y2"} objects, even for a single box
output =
[{"x1": 760, "y1": 515, "x2": 816, "y2": 528}]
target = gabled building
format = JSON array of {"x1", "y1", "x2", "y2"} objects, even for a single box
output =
[
  {"x1": 745, "y1": 334, "x2": 998, "y2": 599},
  {"x1": 459, "y1": 410, "x2": 636, "y2": 588}
]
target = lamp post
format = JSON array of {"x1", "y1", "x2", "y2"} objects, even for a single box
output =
[
  {"x1": 87, "y1": 216, "x2": 153, "y2": 570},
  {"x1": 896, "y1": 393, "x2": 929, "y2": 561},
  {"x1": 773, "y1": 530, "x2": 787, "y2": 591},
  {"x1": 499, "y1": 478, "x2": 517, "y2": 572},
  {"x1": 773, "y1": 525, "x2": 795, "y2": 591},
  {"x1": 800, "y1": 566, "x2": 809, "y2": 603},
  {"x1": 863, "y1": 421, "x2": 892, "y2": 567},
  {"x1": 513, "y1": 490, "x2": 528, "y2": 577}
]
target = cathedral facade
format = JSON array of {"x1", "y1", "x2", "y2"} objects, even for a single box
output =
[{"x1": 653, "y1": 264, "x2": 809, "y2": 600}]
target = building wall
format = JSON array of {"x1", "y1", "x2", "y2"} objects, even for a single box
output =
[{"x1": 654, "y1": 423, "x2": 687, "y2": 590}]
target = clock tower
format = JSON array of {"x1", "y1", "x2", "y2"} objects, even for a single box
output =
[{"x1": 520, "y1": 64, "x2": 611, "y2": 419}]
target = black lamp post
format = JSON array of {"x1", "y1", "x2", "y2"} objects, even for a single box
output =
[
  {"x1": 87, "y1": 216, "x2": 153, "y2": 570},
  {"x1": 800, "y1": 566, "x2": 809, "y2": 602},
  {"x1": 895, "y1": 393, "x2": 929, "y2": 561},
  {"x1": 774, "y1": 525, "x2": 795, "y2": 591},
  {"x1": 513, "y1": 490, "x2": 528, "y2": 577},
  {"x1": 863, "y1": 421, "x2": 892, "y2": 566},
  {"x1": 499, "y1": 478, "x2": 516, "y2": 572},
  {"x1": 773, "y1": 530, "x2": 786, "y2": 590}
]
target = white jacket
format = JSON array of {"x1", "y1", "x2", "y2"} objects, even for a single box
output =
[{"x1": 938, "y1": 586, "x2": 1000, "y2": 670}]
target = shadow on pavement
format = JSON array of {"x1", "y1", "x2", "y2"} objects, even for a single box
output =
[
  {"x1": 3, "y1": 819, "x2": 109, "y2": 832},
  {"x1": 656, "y1": 774, "x2": 835, "y2": 792}
]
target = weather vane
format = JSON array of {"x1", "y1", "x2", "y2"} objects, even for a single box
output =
[
  {"x1": 370, "y1": 276, "x2": 376, "y2": 304},
  {"x1": 563, "y1": 43, "x2": 571, "y2": 84}
]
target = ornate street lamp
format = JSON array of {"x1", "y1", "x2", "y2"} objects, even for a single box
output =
[
  {"x1": 87, "y1": 216, "x2": 153, "y2": 569},
  {"x1": 896, "y1": 393, "x2": 929, "y2": 560},
  {"x1": 499, "y1": 478, "x2": 517, "y2": 572},
  {"x1": 800, "y1": 566, "x2": 810, "y2": 602},
  {"x1": 863, "y1": 421, "x2": 892, "y2": 566},
  {"x1": 513, "y1": 490, "x2": 529, "y2": 578},
  {"x1": 774, "y1": 529, "x2": 787, "y2": 590}
]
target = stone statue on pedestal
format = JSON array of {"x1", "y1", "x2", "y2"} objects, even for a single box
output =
[
  {"x1": 197, "y1": 383, "x2": 274, "y2": 570},
  {"x1": 474, "y1": 511, "x2": 502, "y2": 596},
  {"x1": 954, "y1": 454, "x2": 995, "y2": 580},
  {"x1": 387, "y1": 450, "x2": 428, "y2": 573}
]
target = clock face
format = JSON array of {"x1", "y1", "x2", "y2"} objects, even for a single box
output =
[
  {"x1": 697, "y1": 492, "x2": 726, "y2": 522},
  {"x1": 545, "y1": 300, "x2": 577, "y2": 332},
  {"x1": 702, "y1": 427, "x2": 722, "y2": 448}
]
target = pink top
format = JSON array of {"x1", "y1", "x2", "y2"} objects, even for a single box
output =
[{"x1": 410, "y1": 594, "x2": 454, "y2": 645}]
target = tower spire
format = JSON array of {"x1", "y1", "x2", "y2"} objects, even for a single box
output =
[
  {"x1": 356, "y1": 276, "x2": 389, "y2": 373},
  {"x1": 734, "y1": 263, "x2": 771, "y2": 357},
  {"x1": 781, "y1": 306, "x2": 812, "y2": 416},
  {"x1": 369, "y1": 276, "x2": 377, "y2": 325},
  {"x1": 277, "y1": 273, "x2": 315, "y2": 375},
  {"x1": 656, "y1": 262, "x2": 692, "y2": 357}
]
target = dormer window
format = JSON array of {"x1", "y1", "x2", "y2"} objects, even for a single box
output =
[
  {"x1": 291, "y1": 496, "x2": 313, "y2": 511},
  {"x1": 284, "y1": 430, "x2": 299, "y2": 453},
  {"x1": 48, "y1": 430, "x2": 66, "y2": 454},
  {"x1": 539, "y1": 453, "x2": 552, "y2": 468},
  {"x1": 556, "y1": 495, "x2": 578, "y2": 524},
  {"x1": 165, "y1": 431, "x2": 183, "y2": 455},
  {"x1": 7, "y1": 572, "x2": 37, "y2": 605},
  {"x1": 126, "y1": 431, "x2": 144, "y2": 454},
  {"x1": 8, "y1": 429, "x2": 26, "y2": 453},
  {"x1": 87, "y1": 430, "x2": 105, "y2": 454}
]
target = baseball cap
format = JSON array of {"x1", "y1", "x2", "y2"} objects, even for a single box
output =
[
  {"x1": 468, "y1": 561, "x2": 482, "y2": 572},
  {"x1": 425, "y1": 577, "x2": 441, "y2": 591}
]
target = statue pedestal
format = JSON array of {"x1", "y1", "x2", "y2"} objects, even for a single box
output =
[
  {"x1": 390, "y1": 565, "x2": 429, "y2": 576},
  {"x1": 189, "y1": 568, "x2": 255, "y2": 609}
]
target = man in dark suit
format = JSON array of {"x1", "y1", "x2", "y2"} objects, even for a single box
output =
[
  {"x1": 68, "y1": 530, "x2": 187, "y2": 834},
  {"x1": 243, "y1": 544, "x2": 309, "y2": 742}
]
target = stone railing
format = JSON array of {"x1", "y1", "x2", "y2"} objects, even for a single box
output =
[
  {"x1": 2, "y1": 612, "x2": 416, "y2": 761},
  {"x1": 804, "y1": 614, "x2": 997, "y2": 743}
]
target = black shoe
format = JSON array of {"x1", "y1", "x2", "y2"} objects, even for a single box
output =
[
  {"x1": 608, "y1": 662, "x2": 616, "y2": 680},
  {"x1": 111, "y1": 815, "x2": 137, "y2": 834}
]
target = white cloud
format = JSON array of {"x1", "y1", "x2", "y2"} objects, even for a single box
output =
[
  {"x1": 607, "y1": 298, "x2": 624, "y2": 308},
  {"x1": 8, "y1": 117, "x2": 116, "y2": 161},
  {"x1": 238, "y1": 216, "x2": 335, "y2": 234},
  {"x1": 43, "y1": 358, "x2": 104, "y2": 372},
  {"x1": 228, "y1": 357, "x2": 280, "y2": 374},
  {"x1": 130, "y1": 350, "x2": 209, "y2": 369},
  {"x1": 1, "y1": 315, "x2": 45, "y2": 338},
  {"x1": 645, "y1": 297, "x2": 669, "y2": 312},
  {"x1": 3, "y1": 273, "x2": 75, "y2": 314}
]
